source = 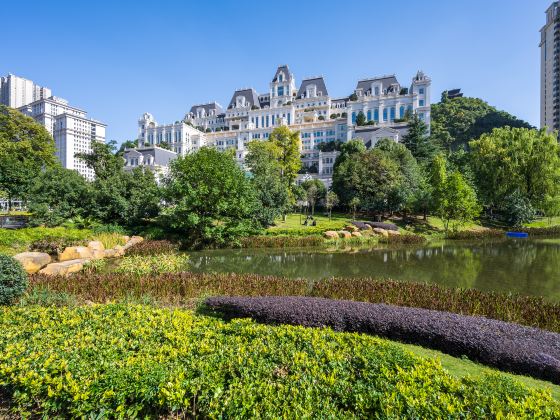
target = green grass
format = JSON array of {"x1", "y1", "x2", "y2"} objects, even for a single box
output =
[
  {"x1": 266, "y1": 212, "x2": 352, "y2": 235},
  {"x1": 0, "y1": 227, "x2": 93, "y2": 255},
  {"x1": 399, "y1": 343, "x2": 560, "y2": 400},
  {"x1": 525, "y1": 216, "x2": 560, "y2": 228}
]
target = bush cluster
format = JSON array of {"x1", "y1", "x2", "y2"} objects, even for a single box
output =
[
  {"x1": 29, "y1": 273, "x2": 560, "y2": 333},
  {"x1": 125, "y1": 239, "x2": 179, "y2": 256},
  {"x1": 446, "y1": 229, "x2": 505, "y2": 240},
  {"x1": 239, "y1": 235, "x2": 324, "y2": 248},
  {"x1": 114, "y1": 254, "x2": 190, "y2": 276},
  {"x1": 0, "y1": 227, "x2": 92, "y2": 255},
  {"x1": 205, "y1": 296, "x2": 560, "y2": 383},
  {"x1": 379, "y1": 234, "x2": 426, "y2": 244},
  {"x1": 29, "y1": 237, "x2": 82, "y2": 256},
  {"x1": 0, "y1": 304, "x2": 557, "y2": 417},
  {"x1": 0, "y1": 255, "x2": 28, "y2": 305}
]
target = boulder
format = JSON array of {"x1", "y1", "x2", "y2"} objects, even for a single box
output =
[
  {"x1": 104, "y1": 249, "x2": 117, "y2": 258},
  {"x1": 387, "y1": 230, "x2": 401, "y2": 236},
  {"x1": 351, "y1": 231, "x2": 362, "y2": 238},
  {"x1": 338, "y1": 231, "x2": 352, "y2": 239},
  {"x1": 59, "y1": 246, "x2": 93, "y2": 262},
  {"x1": 39, "y1": 259, "x2": 86, "y2": 276},
  {"x1": 122, "y1": 235, "x2": 130, "y2": 243},
  {"x1": 113, "y1": 245, "x2": 125, "y2": 257},
  {"x1": 323, "y1": 231, "x2": 339, "y2": 240},
  {"x1": 87, "y1": 241, "x2": 105, "y2": 252},
  {"x1": 373, "y1": 228, "x2": 389, "y2": 238},
  {"x1": 129, "y1": 236, "x2": 144, "y2": 244},
  {"x1": 13, "y1": 252, "x2": 51, "y2": 274},
  {"x1": 344, "y1": 225, "x2": 359, "y2": 233}
]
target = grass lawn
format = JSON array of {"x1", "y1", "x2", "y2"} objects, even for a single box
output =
[
  {"x1": 525, "y1": 216, "x2": 560, "y2": 228},
  {"x1": 266, "y1": 212, "x2": 352, "y2": 235},
  {"x1": 400, "y1": 342, "x2": 560, "y2": 400}
]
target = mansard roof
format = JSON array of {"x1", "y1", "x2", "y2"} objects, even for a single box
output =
[
  {"x1": 355, "y1": 75, "x2": 399, "y2": 95},
  {"x1": 296, "y1": 77, "x2": 329, "y2": 99},
  {"x1": 228, "y1": 88, "x2": 260, "y2": 109},
  {"x1": 272, "y1": 65, "x2": 293, "y2": 82},
  {"x1": 189, "y1": 102, "x2": 222, "y2": 115}
]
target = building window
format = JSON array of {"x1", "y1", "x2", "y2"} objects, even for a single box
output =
[
  {"x1": 419, "y1": 88, "x2": 425, "y2": 94},
  {"x1": 351, "y1": 112, "x2": 356, "y2": 124},
  {"x1": 382, "y1": 108, "x2": 387, "y2": 121},
  {"x1": 399, "y1": 106, "x2": 405, "y2": 118},
  {"x1": 278, "y1": 86, "x2": 284, "y2": 96},
  {"x1": 374, "y1": 109, "x2": 379, "y2": 122},
  {"x1": 390, "y1": 107, "x2": 396, "y2": 121},
  {"x1": 367, "y1": 110, "x2": 372, "y2": 121},
  {"x1": 419, "y1": 99, "x2": 425, "y2": 106}
]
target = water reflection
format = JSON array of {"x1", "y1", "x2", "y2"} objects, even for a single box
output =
[{"x1": 188, "y1": 238, "x2": 560, "y2": 301}]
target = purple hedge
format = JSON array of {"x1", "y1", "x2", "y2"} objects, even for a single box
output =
[{"x1": 204, "y1": 296, "x2": 560, "y2": 384}]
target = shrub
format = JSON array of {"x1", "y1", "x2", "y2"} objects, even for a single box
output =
[
  {"x1": 114, "y1": 254, "x2": 190, "y2": 276},
  {"x1": 379, "y1": 234, "x2": 426, "y2": 245},
  {"x1": 126, "y1": 240, "x2": 179, "y2": 256},
  {"x1": 205, "y1": 296, "x2": 560, "y2": 384},
  {"x1": 29, "y1": 237, "x2": 82, "y2": 256},
  {"x1": 520, "y1": 225, "x2": 560, "y2": 236},
  {"x1": 29, "y1": 273, "x2": 560, "y2": 333},
  {"x1": 239, "y1": 235, "x2": 324, "y2": 248},
  {"x1": 92, "y1": 232, "x2": 127, "y2": 249},
  {"x1": 0, "y1": 254, "x2": 28, "y2": 305},
  {"x1": 0, "y1": 305, "x2": 557, "y2": 417},
  {"x1": 447, "y1": 229, "x2": 504, "y2": 240},
  {"x1": 0, "y1": 227, "x2": 92, "y2": 255}
]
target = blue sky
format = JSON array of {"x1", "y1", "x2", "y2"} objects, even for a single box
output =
[{"x1": 0, "y1": 0, "x2": 548, "y2": 143}]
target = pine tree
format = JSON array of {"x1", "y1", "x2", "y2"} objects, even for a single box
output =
[{"x1": 401, "y1": 114, "x2": 440, "y2": 165}]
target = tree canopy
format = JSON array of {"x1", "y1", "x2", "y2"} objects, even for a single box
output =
[
  {"x1": 0, "y1": 105, "x2": 56, "y2": 207},
  {"x1": 162, "y1": 148, "x2": 259, "y2": 248},
  {"x1": 430, "y1": 96, "x2": 533, "y2": 151},
  {"x1": 469, "y1": 127, "x2": 560, "y2": 211}
]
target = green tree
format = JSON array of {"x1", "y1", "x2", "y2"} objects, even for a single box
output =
[
  {"x1": 162, "y1": 148, "x2": 259, "y2": 248},
  {"x1": 349, "y1": 197, "x2": 360, "y2": 220},
  {"x1": 543, "y1": 194, "x2": 560, "y2": 225},
  {"x1": 269, "y1": 126, "x2": 301, "y2": 188},
  {"x1": 245, "y1": 140, "x2": 289, "y2": 226},
  {"x1": 0, "y1": 105, "x2": 56, "y2": 209},
  {"x1": 374, "y1": 138, "x2": 424, "y2": 216},
  {"x1": 401, "y1": 114, "x2": 440, "y2": 164},
  {"x1": 469, "y1": 127, "x2": 560, "y2": 212},
  {"x1": 332, "y1": 139, "x2": 366, "y2": 206},
  {"x1": 27, "y1": 165, "x2": 92, "y2": 227},
  {"x1": 117, "y1": 139, "x2": 138, "y2": 156},
  {"x1": 429, "y1": 155, "x2": 480, "y2": 233},
  {"x1": 355, "y1": 111, "x2": 366, "y2": 126},
  {"x1": 300, "y1": 179, "x2": 326, "y2": 216},
  {"x1": 325, "y1": 191, "x2": 339, "y2": 221},
  {"x1": 431, "y1": 96, "x2": 533, "y2": 151},
  {"x1": 77, "y1": 141, "x2": 161, "y2": 227}
]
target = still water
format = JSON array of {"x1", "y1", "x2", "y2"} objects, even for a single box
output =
[{"x1": 189, "y1": 238, "x2": 560, "y2": 300}]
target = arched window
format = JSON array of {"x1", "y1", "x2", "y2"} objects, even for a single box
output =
[
  {"x1": 399, "y1": 106, "x2": 405, "y2": 118},
  {"x1": 351, "y1": 112, "x2": 356, "y2": 124},
  {"x1": 367, "y1": 110, "x2": 372, "y2": 121},
  {"x1": 374, "y1": 108, "x2": 379, "y2": 122},
  {"x1": 382, "y1": 108, "x2": 387, "y2": 121},
  {"x1": 390, "y1": 107, "x2": 396, "y2": 121},
  {"x1": 278, "y1": 73, "x2": 283, "y2": 82}
]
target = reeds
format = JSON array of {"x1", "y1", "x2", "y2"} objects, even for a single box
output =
[{"x1": 29, "y1": 273, "x2": 560, "y2": 333}]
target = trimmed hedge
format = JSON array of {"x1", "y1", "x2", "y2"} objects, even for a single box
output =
[
  {"x1": 0, "y1": 305, "x2": 557, "y2": 417},
  {"x1": 205, "y1": 296, "x2": 560, "y2": 384},
  {"x1": 29, "y1": 273, "x2": 560, "y2": 333},
  {"x1": 0, "y1": 255, "x2": 28, "y2": 305}
]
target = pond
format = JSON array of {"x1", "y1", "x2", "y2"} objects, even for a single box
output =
[{"x1": 188, "y1": 238, "x2": 560, "y2": 301}]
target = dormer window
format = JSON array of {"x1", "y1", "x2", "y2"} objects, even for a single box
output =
[
  {"x1": 374, "y1": 86, "x2": 380, "y2": 96},
  {"x1": 236, "y1": 96, "x2": 246, "y2": 108},
  {"x1": 278, "y1": 73, "x2": 283, "y2": 82},
  {"x1": 306, "y1": 84, "x2": 317, "y2": 98}
]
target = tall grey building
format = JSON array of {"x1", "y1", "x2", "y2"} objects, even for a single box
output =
[
  {"x1": 0, "y1": 74, "x2": 51, "y2": 108},
  {"x1": 541, "y1": 2, "x2": 560, "y2": 131}
]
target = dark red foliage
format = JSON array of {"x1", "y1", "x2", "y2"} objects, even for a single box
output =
[{"x1": 205, "y1": 296, "x2": 560, "y2": 384}]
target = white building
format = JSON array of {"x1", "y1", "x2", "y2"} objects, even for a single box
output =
[
  {"x1": 122, "y1": 146, "x2": 177, "y2": 182},
  {"x1": 138, "y1": 65, "x2": 431, "y2": 187},
  {"x1": 19, "y1": 96, "x2": 106, "y2": 180},
  {"x1": 541, "y1": 2, "x2": 560, "y2": 132},
  {"x1": 0, "y1": 74, "x2": 51, "y2": 108}
]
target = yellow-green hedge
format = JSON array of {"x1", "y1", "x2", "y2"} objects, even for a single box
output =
[{"x1": 0, "y1": 305, "x2": 557, "y2": 418}]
